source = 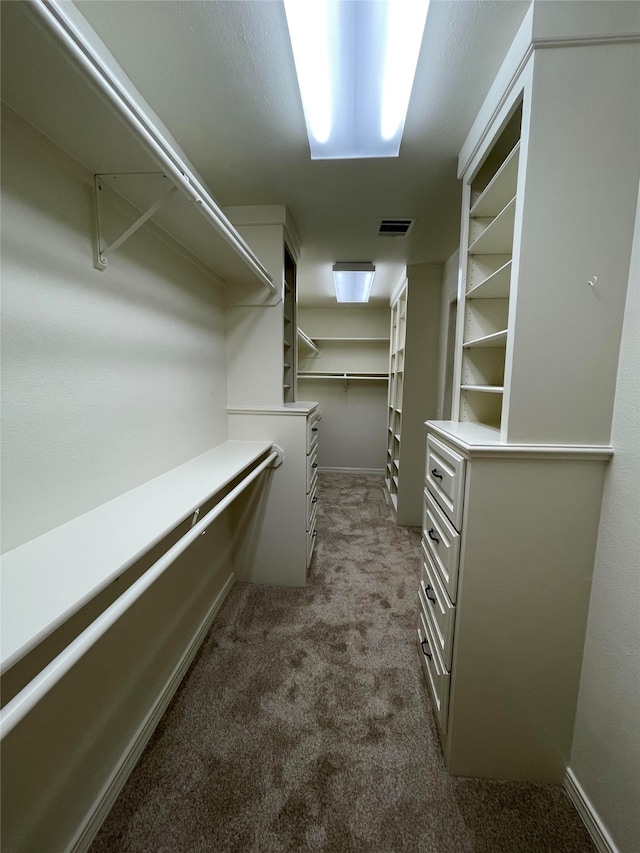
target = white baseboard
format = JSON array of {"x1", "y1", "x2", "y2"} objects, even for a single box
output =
[
  {"x1": 70, "y1": 573, "x2": 236, "y2": 853},
  {"x1": 564, "y1": 768, "x2": 619, "y2": 853},
  {"x1": 319, "y1": 466, "x2": 385, "y2": 475}
]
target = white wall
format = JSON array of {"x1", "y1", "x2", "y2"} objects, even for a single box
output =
[
  {"x1": 0, "y1": 108, "x2": 237, "y2": 852},
  {"x1": 569, "y1": 187, "x2": 640, "y2": 853},
  {"x1": 298, "y1": 307, "x2": 389, "y2": 471},
  {"x1": 1, "y1": 107, "x2": 230, "y2": 552}
]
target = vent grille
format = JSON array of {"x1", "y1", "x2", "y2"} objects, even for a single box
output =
[{"x1": 378, "y1": 219, "x2": 414, "y2": 237}]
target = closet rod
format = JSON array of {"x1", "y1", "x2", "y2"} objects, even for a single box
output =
[
  {"x1": 27, "y1": 0, "x2": 276, "y2": 294},
  {"x1": 0, "y1": 449, "x2": 279, "y2": 740}
]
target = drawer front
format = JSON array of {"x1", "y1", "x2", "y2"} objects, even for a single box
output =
[
  {"x1": 306, "y1": 410, "x2": 321, "y2": 454},
  {"x1": 307, "y1": 484, "x2": 319, "y2": 528},
  {"x1": 417, "y1": 611, "x2": 450, "y2": 735},
  {"x1": 307, "y1": 444, "x2": 319, "y2": 493},
  {"x1": 423, "y1": 488, "x2": 461, "y2": 603},
  {"x1": 426, "y1": 434, "x2": 466, "y2": 531},
  {"x1": 307, "y1": 521, "x2": 318, "y2": 566},
  {"x1": 420, "y1": 541, "x2": 455, "y2": 670}
]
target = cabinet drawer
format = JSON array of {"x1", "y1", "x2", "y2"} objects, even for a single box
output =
[
  {"x1": 307, "y1": 521, "x2": 318, "y2": 566},
  {"x1": 306, "y1": 410, "x2": 321, "y2": 454},
  {"x1": 420, "y1": 540, "x2": 455, "y2": 670},
  {"x1": 307, "y1": 485, "x2": 319, "y2": 528},
  {"x1": 417, "y1": 611, "x2": 450, "y2": 735},
  {"x1": 426, "y1": 434, "x2": 466, "y2": 531},
  {"x1": 423, "y1": 488, "x2": 461, "y2": 603},
  {"x1": 307, "y1": 444, "x2": 319, "y2": 493}
]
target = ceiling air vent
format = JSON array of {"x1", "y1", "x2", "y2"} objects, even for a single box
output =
[{"x1": 378, "y1": 219, "x2": 414, "y2": 237}]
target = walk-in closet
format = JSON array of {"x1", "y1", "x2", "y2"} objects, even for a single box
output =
[{"x1": 1, "y1": 2, "x2": 638, "y2": 852}]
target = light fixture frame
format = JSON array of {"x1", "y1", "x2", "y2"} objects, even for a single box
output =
[
  {"x1": 332, "y1": 262, "x2": 376, "y2": 303},
  {"x1": 283, "y1": 0, "x2": 430, "y2": 160}
]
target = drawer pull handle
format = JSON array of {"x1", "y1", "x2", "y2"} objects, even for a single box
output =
[
  {"x1": 312, "y1": 462, "x2": 318, "y2": 468},
  {"x1": 420, "y1": 638, "x2": 432, "y2": 661},
  {"x1": 431, "y1": 468, "x2": 443, "y2": 480},
  {"x1": 312, "y1": 496, "x2": 318, "y2": 503},
  {"x1": 427, "y1": 528, "x2": 440, "y2": 545},
  {"x1": 425, "y1": 584, "x2": 437, "y2": 605}
]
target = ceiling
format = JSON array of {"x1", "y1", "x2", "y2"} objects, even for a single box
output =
[{"x1": 72, "y1": 1, "x2": 531, "y2": 307}]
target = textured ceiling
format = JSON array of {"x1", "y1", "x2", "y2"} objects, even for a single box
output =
[{"x1": 76, "y1": 0, "x2": 531, "y2": 306}]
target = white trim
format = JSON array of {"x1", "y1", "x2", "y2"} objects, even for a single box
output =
[
  {"x1": 319, "y1": 467, "x2": 385, "y2": 475},
  {"x1": 564, "y1": 768, "x2": 619, "y2": 853},
  {"x1": 69, "y1": 573, "x2": 235, "y2": 853}
]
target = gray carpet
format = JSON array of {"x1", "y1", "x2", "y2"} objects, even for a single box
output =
[{"x1": 90, "y1": 472, "x2": 596, "y2": 852}]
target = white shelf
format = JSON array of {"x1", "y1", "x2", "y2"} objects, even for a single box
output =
[
  {"x1": 0, "y1": 441, "x2": 273, "y2": 673},
  {"x1": 297, "y1": 372, "x2": 388, "y2": 381},
  {"x1": 297, "y1": 328, "x2": 320, "y2": 355},
  {"x1": 1, "y1": 3, "x2": 273, "y2": 291},
  {"x1": 460, "y1": 385, "x2": 504, "y2": 393},
  {"x1": 309, "y1": 337, "x2": 390, "y2": 343},
  {"x1": 468, "y1": 197, "x2": 516, "y2": 255},
  {"x1": 467, "y1": 260, "x2": 512, "y2": 299},
  {"x1": 463, "y1": 330, "x2": 508, "y2": 348},
  {"x1": 470, "y1": 142, "x2": 520, "y2": 217}
]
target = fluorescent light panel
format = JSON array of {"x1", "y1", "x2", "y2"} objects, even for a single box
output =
[
  {"x1": 333, "y1": 263, "x2": 376, "y2": 303},
  {"x1": 284, "y1": 0, "x2": 429, "y2": 159}
]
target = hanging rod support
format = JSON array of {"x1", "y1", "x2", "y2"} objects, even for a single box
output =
[{"x1": 94, "y1": 173, "x2": 177, "y2": 271}]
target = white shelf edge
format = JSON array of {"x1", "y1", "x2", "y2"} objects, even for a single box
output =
[
  {"x1": 425, "y1": 421, "x2": 614, "y2": 460},
  {"x1": 468, "y1": 196, "x2": 516, "y2": 255},
  {"x1": 297, "y1": 372, "x2": 389, "y2": 380},
  {"x1": 297, "y1": 328, "x2": 320, "y2": 355},
  {"x1": 308, "y1": 337, "x2": 390, "y2": 343},
  {"x1": 467, "y1": 259, "x2": 513, "y2": 299},
  {"x1": 470, "y1": 141, "x2": 521, "y2": 217},
  {"x1": 461, "y1": 385, "x2": 505, "y2": 394},
  {"x1": 0, "y1": 440, "x2": 273, "y2": 673},
  {"x1": 463, "y1": 330, "x2": 508, "y2": 348}
]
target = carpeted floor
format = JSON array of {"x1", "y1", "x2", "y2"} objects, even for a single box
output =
[{"x1": 89, "y1": 472, "x2": 596, "y2": 852}]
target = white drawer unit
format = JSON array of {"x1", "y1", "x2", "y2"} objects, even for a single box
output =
[
  {"x1": 417, "y1": 610, "x2": 450, "y2": 735},
  {"x1": 419, "y1": 421, "x2": 610, "y2": 782},
  {"x1": 426, "y1": 434, "x2": 466, "y2": 531},
  {"x1": 419, "y1": 429, "x2": 460, "y2": 751},
  {"x1": 422, "y1": 487, "x2": 461, "y2": 603},
  {"x1": 420, "y1": 541, "x2": 455, "y2": 670}
]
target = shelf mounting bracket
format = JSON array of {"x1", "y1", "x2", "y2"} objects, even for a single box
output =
[{"x1": 93, "y1": 173, "x2": 177, "y2": 271}]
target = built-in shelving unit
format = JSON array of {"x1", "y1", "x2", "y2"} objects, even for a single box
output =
[
  {"x1": 421, "y1": 1, "x2": 639, "y2": 788},
  {"x1": 283, "y1": 247, "x2": 297, "y2": 403},
  {"x1": 456, "y1": 107, "x2": 521, "y2": 432},
  {"x1": 386, "y1": 288, "x2": 407, "y2": 511},
  {"x1": 384, "y1": 265, "x2": 442, "y2": 525}
]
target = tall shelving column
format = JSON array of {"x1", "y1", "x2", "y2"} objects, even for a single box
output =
[
  {"x1": 456, "y1": 106, "x2": 521, "y2": 432},
  {"x1": 386, "y1": 288, "x2": 407, "y2": 511},
  {"x1": 283, "y1": 246, "x2": 296, "y2": 403},
  {"x1": 385, "y1": 265, "x2": 442, "y2": 526}
]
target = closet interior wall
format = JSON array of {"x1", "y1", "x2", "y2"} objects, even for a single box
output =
[{"x1": 297, "y1": 307, "x2": 389, "y2": 472}]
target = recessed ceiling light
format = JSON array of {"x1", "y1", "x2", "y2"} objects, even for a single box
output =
[{"x1": 284, "y1": 0, "x2": 430, "y2": 160}]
